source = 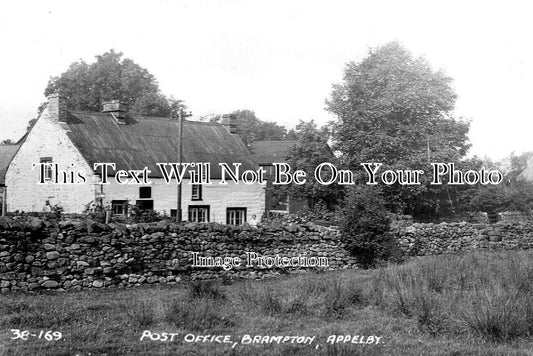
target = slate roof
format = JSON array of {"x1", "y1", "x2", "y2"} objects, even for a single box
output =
[
  {"x1": 64, "y1": 112, "x2": 257, "y2": 179},
  {"x1": 0, "y1": 145, "x2": 19, "y2": 185},
  {"x1": 249, "y1": 140, "x2": 298, "y2": 165}
]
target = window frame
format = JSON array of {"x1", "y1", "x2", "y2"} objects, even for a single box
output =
[
  {"x1": 111, "y1": 200, "x2": 128, "y2": 216},
  {"x1": 226, "y1": 207, "x2": 247, "y2": 226},
  {"x1": 40, "y1": 157, "x2": 53, "y2": 181},
  {"x1": 139, "y1": 186, "x2": 152, "y2": 199},
  {"x1": 188, "y1": 205, "x2": 210, "y2": 223},
  {"x1": 191, "y1": 184, "x2": 202, "y2": 200}
]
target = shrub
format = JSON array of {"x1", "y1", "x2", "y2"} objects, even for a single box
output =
[
  {"x1": 128, "y1": 205, "x2": 167, "y2": 223},
  {"x1": 341, "y1": 186, "x2": 399, "y2": 267}
]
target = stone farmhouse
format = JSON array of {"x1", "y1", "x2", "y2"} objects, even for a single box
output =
[{"x1": 5, "y1": 94, "x2": 265, "y2": 224}]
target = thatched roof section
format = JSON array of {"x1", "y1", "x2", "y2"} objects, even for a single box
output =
[{"x1": 66, "y1": 112, "x2": 257, "y2": 178}]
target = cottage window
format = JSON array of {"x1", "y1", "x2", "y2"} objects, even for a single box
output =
[
  {"x1": 227, "y1": 208, "x2": 246, "y2": 226},
  {"x1": 40, "y1": 157, "x2": 53, "y2": 181},
  {"x1": 188, "y1": 205, "x2": 209, "y2": 223},
  {"x1": 111, "y1": 200, "x2": 128, "y2": 216},
  {"x1": 139, "y1": 187, "x2": 152, "y2": 199},
  {"x1": 191, "y1": 170, "x2": 204, "y2": 200},
  {"x1": 191, "y1": 184, "x2": 202, "y2": 200}
]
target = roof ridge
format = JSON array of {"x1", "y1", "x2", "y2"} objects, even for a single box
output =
[
  {"x1": 62, "y1": 111, "x2": 257, "y2": 179},
  {"x1": 252, "y1": 140, "x2": 298, "y2": 144},
  {"x1": 70, "y1": 111, "x2": 220, "y2": 126}
]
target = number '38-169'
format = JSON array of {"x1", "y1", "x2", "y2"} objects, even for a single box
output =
[{"x1": 10, "y1": 329, "x2": 62, "y2": 341}]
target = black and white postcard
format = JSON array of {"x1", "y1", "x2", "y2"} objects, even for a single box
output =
[{"x1": 1, "y1": 1, "x2": 532, "y2": 355}]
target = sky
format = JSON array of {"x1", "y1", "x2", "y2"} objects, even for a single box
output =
[{"x1": 0, "y1": 0, "x2": 531, "y2": 160}]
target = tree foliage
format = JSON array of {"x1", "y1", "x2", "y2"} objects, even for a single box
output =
[
  {"x1": 456, "y1": 153, "x2": 533, "y2": 216},
  {"x1": 130, "y1": 93, "x2": 186, "y2": 118},
  {"x1": 507, "y1": 151, "x2": 533, "y2": 183},
  {"x1": 44, "y1": 49, "x2": 182, "y2": 116},
  {"x1": 283, "y1": 120, "x2": 342, "y2": 208},
  {"x1": 327, "y1": 41, "x2": 471, "y2": 217}
]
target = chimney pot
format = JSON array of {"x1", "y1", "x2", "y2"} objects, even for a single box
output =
[
  {"x1": 103, "y1": 100, "x2": 128, "y2": 124},
  {"x1": 222, "y1": 114, "x2": 239, "y2": 134},
  {"x1": 102, "y1": 100, "x2": 126, "y2": 113}
]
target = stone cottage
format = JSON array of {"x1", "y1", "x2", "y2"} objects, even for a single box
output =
[{"x1": 5, "y1": 94, "x2": 265, "y2": 224}]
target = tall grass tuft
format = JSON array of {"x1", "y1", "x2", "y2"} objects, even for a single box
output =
[
  {"x1": 165, "y1": 297, "x2": 234, "y2": 331},
  {"x1": 375, "y1": 251, "x2": 533, "y2": 340},
  {"x1": 233, "y1": 275, "x2": 367, "y2": 319},
  {"x1": 322, "y1": 278, "x2": 366, "y2": 318},
  {"x1": 234, "y1": 282, "x2": 283, "y2": 316},
  {"x1": 127, "y1": 300, "x2": 155, "y2": 328},
  {"x1": 187, "y1": 280, "x2": 226, "y2": 300}
]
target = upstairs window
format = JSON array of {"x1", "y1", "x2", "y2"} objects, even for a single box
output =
[
  {"x1": 137, "y1": 187, "x2": 153, "y2": 211},
  {"x1": 191, "y1": 170, "x2": 204, "y2": 200},
  {"x1": 40, "y1": 157, "x2": 53, "y2": 181},
  {"x1": 192, "y1": 184, "x2": 202, "y2": 200},
  {"x1": 139, "y1": 187, "x2": 152, "y2": 199}
]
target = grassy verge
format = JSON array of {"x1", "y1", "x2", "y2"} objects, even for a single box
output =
[{"x1": 1, "y1": 250, "x2": 533, "y2": 355}]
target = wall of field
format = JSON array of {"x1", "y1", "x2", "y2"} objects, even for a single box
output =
[
  {"x1": 393, "y1": 221, "x2": 533, "y2": 256},
  {"x1": 2, "y1": 214, "x2": 533, "y2": 293},
  {"x1": 0, "y1": 216, "x2": 355, "y2": 293}
]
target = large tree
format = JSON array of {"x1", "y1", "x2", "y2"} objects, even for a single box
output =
[
  {"x1": 44, "y1": 50, "x2": 183, "y2": 117},
  {"x1": 327, "y1": 41, "x2": 471, "y2": 216}
]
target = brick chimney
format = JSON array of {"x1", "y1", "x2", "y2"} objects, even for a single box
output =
[
  {"x1": 102, "y1": 100, "x2": 127, "y2": 124},
  {"x1": 47, "y1": 93, "x2": 67, "y2": 123},
  {"x1": 221, "y1": 114, "x2": 239, "y2": 134}
]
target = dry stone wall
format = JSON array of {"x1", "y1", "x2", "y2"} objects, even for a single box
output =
[
  {"x1": 3, "y1": 215, "x2": 533, "y2": 294},
  {"x1": 0, "y1": 216, "x2": 356, "y2": 293},
  {"x1": 394, "y1": 221, "x2": 533, "y2": 256}
]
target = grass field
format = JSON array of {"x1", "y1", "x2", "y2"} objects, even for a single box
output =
[{"x1": 1, "y1": 250, "x2": 533, "y2": 355}]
